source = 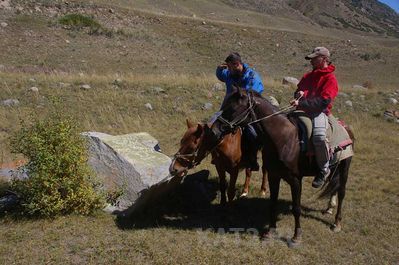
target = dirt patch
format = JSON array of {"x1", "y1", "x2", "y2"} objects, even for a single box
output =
[{"x1": 0, "y1": 0, "x2": 11, "y2": 10}]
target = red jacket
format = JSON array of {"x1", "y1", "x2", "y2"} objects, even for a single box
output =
[{"x1": 296, "y1": 64, "x2": 338, "y2": 115}]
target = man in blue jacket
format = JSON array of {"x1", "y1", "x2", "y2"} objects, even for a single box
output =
[
  {"x1": 216, "y1": 52, "x2": 264, "y2": 106},
  {"x1": 216, "y1": 52, "x2": 264, "y2": 171}
]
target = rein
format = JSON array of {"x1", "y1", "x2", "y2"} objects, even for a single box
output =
[
  {"x1": 172, "y1": 127, "x2": 235, "y2": 171},
  {"x1": 218, "y1": 92, "x2": 303, "y2": 128}
]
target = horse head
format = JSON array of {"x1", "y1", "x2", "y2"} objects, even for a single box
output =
[
  {"x1": 218, "y1": 85, "x2": 257, "y2": 129},
  {"x1": 169, "y1": 119, "x2": 214, "y2": 177}
]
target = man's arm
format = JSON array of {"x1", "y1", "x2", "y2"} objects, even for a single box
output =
[
  {"x1": 246, "y1": 70, "x2": 264, "y2": 94},
  {"x1": 216, "y1": 64, "x2": 229, "y2": 82},
  {"x1": 297, "y1": 75, "x2": 337, "y2": 112}
]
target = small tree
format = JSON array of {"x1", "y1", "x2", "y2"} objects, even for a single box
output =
[{"x1": 10, "y1": 111, "x2": 104, "y2": 217}]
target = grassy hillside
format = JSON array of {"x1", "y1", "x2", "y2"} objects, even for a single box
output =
[
  {"x1": 0, "y1": 0, "x2": 398, "y2": 87},
  {"x1": 0, "y1": 0, "x2": 398, "y2": 264}
]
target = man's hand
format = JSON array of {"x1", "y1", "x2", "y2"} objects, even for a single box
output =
[
  {"x1": 290, "y1": 99, "x2": 299, "y2": 107},
  {"x1": 290, "y1": 91, "x2": 304, "y2": 107},
  {"x1": 218, "y1": 63, "x2": 228, "y2": 69}
]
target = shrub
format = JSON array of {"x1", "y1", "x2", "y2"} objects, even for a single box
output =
[
  {"x1": 58, "y1": 14, "x2": 102, "y2": 34},
  {"x1": 10, "y1": 111, "x2": 104, "y2": 217}
]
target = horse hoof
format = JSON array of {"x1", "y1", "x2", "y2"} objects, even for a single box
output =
[
  {"x1": 331, "y1": 224, "x2": 341, "y2": 233},
  {"x1": 287, "y1": 237, "x2": 301, "y2": 248},
  {"x1": 260, "y1": 228, "x2": 278, "y2": 241},
  {"x1": 240, "y1": 192, "x2": 248, "y2": 198},
  {"x1": 322, "y1": 208, "x2": 334, "y2": 215}
]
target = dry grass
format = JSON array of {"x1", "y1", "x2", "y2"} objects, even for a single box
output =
[
  {"x1": 0, "y1": 73, "x2": 398, "y2": 264},
  {"x1": 0, "y1": 1, "x2": 398, "y2": 263}
]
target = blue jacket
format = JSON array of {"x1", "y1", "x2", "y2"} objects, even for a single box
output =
[{"x1": 216, "y1": 63, "x2": 264, "y2": 96}]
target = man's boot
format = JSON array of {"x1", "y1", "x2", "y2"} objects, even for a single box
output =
[{"x1": 312, "y1": 141, "x2": 331, "y2": 188}]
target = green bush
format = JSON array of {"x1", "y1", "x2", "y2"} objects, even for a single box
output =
[
  {"x1": 58, "y1": 14, "x2": 102, "y2": 33},
  {"x1": 10, "y1": 112, "x2": 104, "y2": 217}
]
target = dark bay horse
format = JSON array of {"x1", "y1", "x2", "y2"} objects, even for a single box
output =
[
  {"x1": 169, "y1": 119, "x2": 268, "y2": 205},
  {"x1": 216, "y1": 88, "x2": 354, "y2": 245}
]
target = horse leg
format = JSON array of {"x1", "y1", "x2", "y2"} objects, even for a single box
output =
[
  {"x1": 216, "y1": 165, "x2": 227, "y2": 206},
  {"x1": 227, "y1": 168, "x2": 239, "y2": 202},
  {"x1": 332, "y1": 157, "x2": 351, "y2": 232},
  {"x1": 288, "y1": 176, "x2": 303, "y2": 246},
  {"x1": 323, "y1": 193, "x2": 337, "y2": 215},
  {"x1": 260, "y1": 165, "x2": 268, "y2": 197},
  {"x1": 261, "y1": 173, "x2": 280, "y2": 240},
  {"x1": 240, "y1": 168, "x2": 251, "y2": 198}
]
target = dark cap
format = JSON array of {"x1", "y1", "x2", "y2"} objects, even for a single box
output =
[{"x1": 225, "y1": 52, "x2": 242, "y2": 64}]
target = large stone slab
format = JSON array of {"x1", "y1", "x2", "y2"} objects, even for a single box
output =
[{"x1": 83, "y1": 132, "x2": 179, "y2": 214}]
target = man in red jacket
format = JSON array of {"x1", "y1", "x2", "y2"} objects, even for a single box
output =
[{"x1": 291, "y1": 47, "x2": 338, "y2": 188}]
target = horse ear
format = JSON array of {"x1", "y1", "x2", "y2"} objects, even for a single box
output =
[
  {"x1": 231, "y1": 84, "x2": 239, "y2": 94},
  {"x1": 194, "y1": 123, "x2": 203, "y2": 138},
  {"x1": 186, "y1": 119, "x2": 195, "y2": 128}
]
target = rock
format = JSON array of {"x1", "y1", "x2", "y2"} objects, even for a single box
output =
[
  {"x1": 0, "y1": 22, "x2": 7, "y2": 28},
  {"x1": 266, "y1": 96, "x2": 280, "y2": 107},
  {"x1": 359, "y1": 95, "x2": 366, "y2": 101},
  {"x1": 1, "y1": 99, "x2": 20, "y2": 107},
  {"x1": 29, "y1": 78, "x2": 36, "y2": 82},
  {"x1": 387, "y1": 98, "x2": 398, "y2": 104},
  {"x1": 212, "y1": 83, "x2": 223, "y2": 91},
  {"x1": 80, "y1": 84, "x2": 91, "y2": 90},
  {"x1": 144, "y1": 103, "x2": 153, "y2": 110},
  {"x1": 0, "y1": 168, "x2": 28, "y2": 181},
  {"x1": 152, "y1": 86, "x2": 165, "y2": 93},
  {"x1": 202, "y1": 102, "x2": 213, "y2": 110},
  {"x1": 0, "y1": 194, "x2": 19, "y2": 213},
  {"x1": 82, "y1": 132, "x2": 179, "y2": 213},
  {"x1": 282, "y1": 76, "x2": 299, "y2": 86},
  {"x1": 108, "y1": 8, "x2": 114, "y2": 13},
  {"x1": 345, "y1": 100, "x2": 353, "y2": 107},
  {"x1": 29, "y1": 86, "x2": 39, "y2": 93},
  {"x1": 338, "y1": 92, "x2": 349, "y2": 98},
  {"x1": 0, "y1": 0, "x2": 11, "y2": 9},
  {"x1": 58, "y1": 82, "x2": 71, "y2": 88},
  {"x1": 384, "y1": 110, "x2": 399, "y2": 123},
  {"x1": 352, "y1": 85, "x2": 367, "y2": 90},
  {"x1": 113, "y1": 78, "x2": 123, "y2": 86},
  {"x1": 202, "y1": 21, "x2": 206, "y2": 25}
]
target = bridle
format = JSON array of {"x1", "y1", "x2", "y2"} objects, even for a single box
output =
[
  {"x1": 171, "y1": 149, "x2": 200, "y2": 171},
  {"x1": 170, "y1": 124, "x2": 235, "y2": 175},
  {"x1": 217, "y1": 91, "x2": 257, "y2": 130}
]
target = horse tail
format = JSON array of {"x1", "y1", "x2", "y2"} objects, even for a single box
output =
[{"x1": 344, "y1": 124, "x2": 355, "y2": 151}]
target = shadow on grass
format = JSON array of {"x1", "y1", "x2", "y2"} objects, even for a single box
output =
[{"x1": 115, "y1": 170, "x2": 295, "y2": 235}]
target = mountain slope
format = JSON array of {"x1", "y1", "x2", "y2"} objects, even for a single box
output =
[{"x1": 287, "y1": 0, "x2": 399, "y2": 37}]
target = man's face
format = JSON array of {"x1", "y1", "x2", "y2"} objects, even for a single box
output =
[
  {"x1": 227, "y1": 61, "x2": 243, "y2": 77},
  {"x1": 310, "y1": 56, "x2": 327, "y2": 70}
]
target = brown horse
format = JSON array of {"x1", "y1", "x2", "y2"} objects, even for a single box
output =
[
  {"x1": 169, "y1": 119, "x2": 268, "y2": 205},
  {"x1": 216, "y1": 88, "x2": 354, "y2": 246}
]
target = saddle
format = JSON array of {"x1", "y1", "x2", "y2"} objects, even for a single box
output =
[{"x1": 289, "y1": 111, "x2": 354, "y2": 165}]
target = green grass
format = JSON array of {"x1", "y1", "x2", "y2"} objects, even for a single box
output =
[{"x1": 59, "y1": 14, "x2": 102, "y2": 30}]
